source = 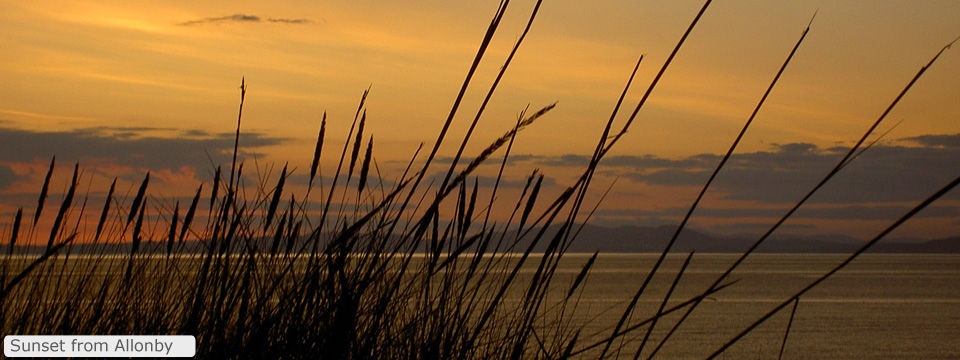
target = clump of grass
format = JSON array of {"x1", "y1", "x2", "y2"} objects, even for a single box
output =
[{"x1": 2, "y1": 1, "x2": 958, "y2": 359}]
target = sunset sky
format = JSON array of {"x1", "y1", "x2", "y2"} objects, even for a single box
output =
[{"x1": 2, "y1": 0, "x2": 960, "y2": 242}]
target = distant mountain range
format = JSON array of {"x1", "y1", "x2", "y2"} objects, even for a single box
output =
[
  {"x1": 519, "y1": 224, "x2": 960, "y2": 254},
  {"x1": 8, "y1": 224, "x2": 959, "y2": 255}
]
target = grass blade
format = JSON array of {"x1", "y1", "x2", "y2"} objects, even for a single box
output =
[
  {"x1": 636, "y1": 252, "x2": 694, "y2": 358},
  {"x1": 168, "y1": 201, "x2": 179, "y2": 256},
  {"x1": 569, "y1": 280, "x2": 739, "y2": 357},
  {"x1": 318, "y1": 88, "x2": 369, "y2": 236},
  {"x1": 228, "y1": 77, "x2": 246, "y2": 198},
  {"x1": 349, "y1": 110, "x2": 366, "y2": 181},
  {"x1": 437, "y1": 0, "x2": 543, "y2": 193},
  {"x1": 210, "y1": 166, "x2": 221, "y2": 216},
  {"x1": 265, "y1": 163, "x2": 287, "y2": 231},
  {"x1": 623, "y1": 16, "x2": 815, "y2": 354},
  {"x1": 566, "y1": 251, "x2": 598, "y2": 300},
  {"x1": 47, "y1": 163, "x2": 78, "y2": 249},
  {"x1": 778, "y1": 298, "x2": 800, "y2": 360},
  {"x1": 270, "y1": 210, "x2": 287, "y2": 256},
  {"x1": 33, "y1": 156, "x2": 55, "y2": 227},
  {"x1": 358, "y1": 136, "x2": 373, "y2": 197},
  {"x1": 132, "y1": 200, "x2": 146, "y2": 256},
  {"x1": 519, "y1": 174, "x2": 543, "y2": 234},
  {"x1": 672, "y1": 35, "x2": 960, "y2": 352},
  {"x1": 180, "y1": 184, "x2": 202, "y2": 243},
  {"x1": 388, "y1": 0, "x2": 511, "y2": 239},
  {"x1": 95, "y1": 178, "x2": 117, "y2": 242},
  {"x1": 707, "y1": 174, "x2": 960, "y2": 359},
  {"x1": 126, "y1": 173, "x2": 150, "y2": 227},
  {"x1": 8, "y1": 208, "x2": 22, "y2": 255},
  {"x1": 310, "y1": 112, "x2": 326, "y2": 186}
]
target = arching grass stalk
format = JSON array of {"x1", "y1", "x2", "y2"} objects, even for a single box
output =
[
  {"x1": 656, "y1": 34, "x2": 960, "y2": 355},
  {"x1": 707, "y1": 173, "x2": 960, "y2": 359}
]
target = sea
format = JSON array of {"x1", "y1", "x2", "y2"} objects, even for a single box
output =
[
  {"x1": 5, "y1": 252, "x2": 957, "y2": 359},
  {"x1": 538, "y1": 253, "x2": 960, "y2": 359}
]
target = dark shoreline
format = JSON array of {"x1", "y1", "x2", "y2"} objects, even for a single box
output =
[{"x1": 7, "y1": 224, "x2": 957, "y2": 255}]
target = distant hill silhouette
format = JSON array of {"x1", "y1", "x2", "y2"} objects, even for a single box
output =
[{"x1": 515, "y1": 223, "x2": 960, "y2": 254}]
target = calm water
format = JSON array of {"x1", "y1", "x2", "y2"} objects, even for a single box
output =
[
  {"x1": 6, "y1": 253, "x2": 957, "y2": 359},
  {"x1": 540, "y1": 253, "x2": 960, "y2": 359}
]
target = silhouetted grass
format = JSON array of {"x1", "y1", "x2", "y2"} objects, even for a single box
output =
[{"x1": 2, "y1": 1, "x2": 958, "y2": 359}]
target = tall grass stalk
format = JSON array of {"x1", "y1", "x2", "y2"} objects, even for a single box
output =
[
  {"x1": 657, "y1": 36, "x2": 960, "y2": 358},
  {"x1": 707, "y1": 174, "x2": 960, "y2": 359}
]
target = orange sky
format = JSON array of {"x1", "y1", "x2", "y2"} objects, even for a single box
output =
[{"x1": 2, "y1": 0, "x2": 960, "y2": 241}]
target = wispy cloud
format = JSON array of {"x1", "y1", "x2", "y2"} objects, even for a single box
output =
[
  {"x1": 0, "y1": 109, "x2": 100, "y2": 123},
  {"x1": 267, "y1": 18, "x2": 312, "y2": 24},
  {"x1": 178, "y1": 14, "x2": 312, "y2": 26},
  {"x1": 178, "y1": 14, "x2": 260, "y2": 26}
]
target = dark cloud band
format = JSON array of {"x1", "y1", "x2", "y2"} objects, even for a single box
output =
[
  {"x1": 515, "y1": 134, "x2": 960, "y2": 205},
  {"x1": 0, "y1": 125, "x2": 285, "y2": 186},
  {"x1": 178, "y1": 14, "x2": 312, "y2": 26}
]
